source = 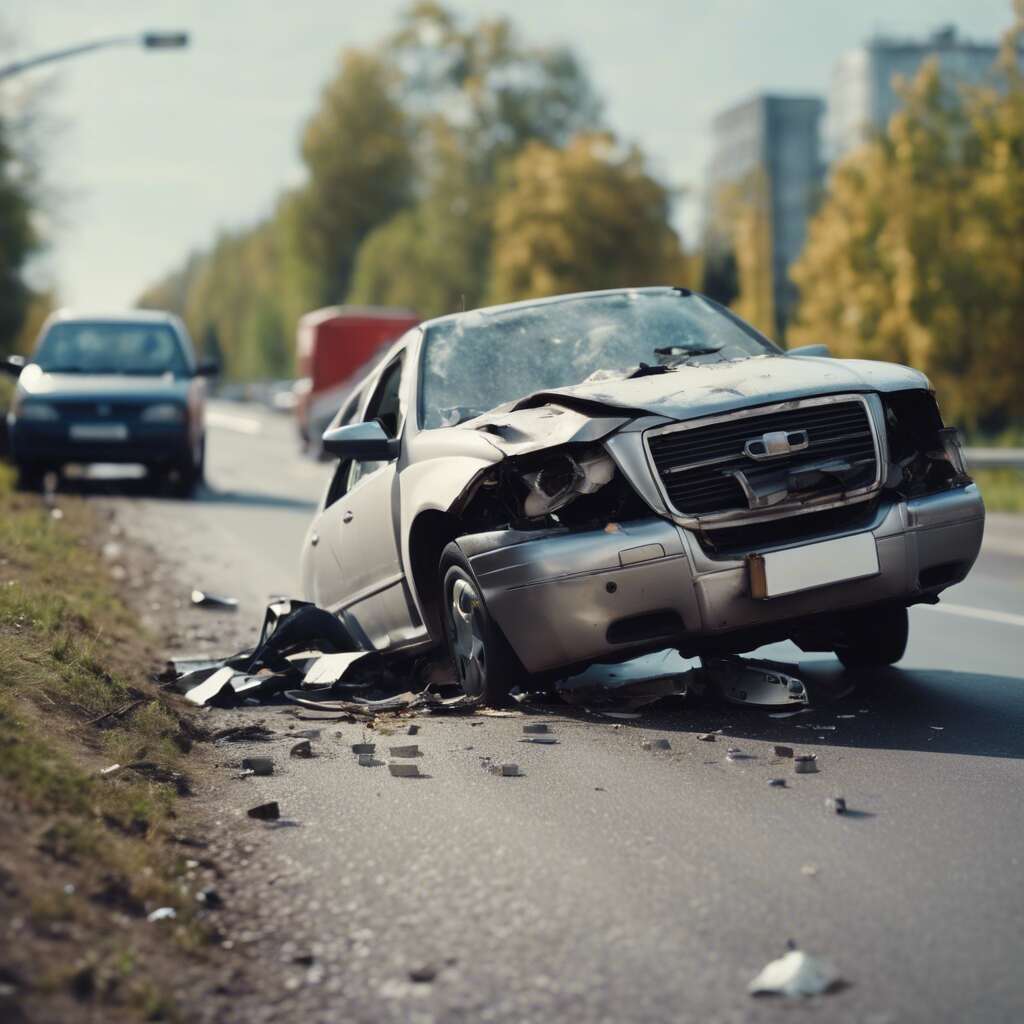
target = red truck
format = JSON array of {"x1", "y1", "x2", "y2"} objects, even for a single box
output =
[{"x1": 295, "y1": 306, "x2": 419, "y2": 453}]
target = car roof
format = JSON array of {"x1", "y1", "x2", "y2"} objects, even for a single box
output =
[
  {"x1": 419, "y1": 286, "x2": 682, "y2": 331},
  {"x1": 44, "y1": 308, "x2": 182, "y2": 326}
]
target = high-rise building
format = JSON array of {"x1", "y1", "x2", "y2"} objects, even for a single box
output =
[
  {"x1": 826, "y1": 25, "x2": 1005, "y2": 159},
  {"x1": 705, "y1": 95, "x2": 824, "y2": 340}
]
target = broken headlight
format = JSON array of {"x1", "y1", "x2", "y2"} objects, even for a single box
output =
[
  {"x1": 883, "y1": 390, "x2": 971, "y2": 495},
  {"x1": 520, "y1": 449, "x2": 616, "y2": 518}
]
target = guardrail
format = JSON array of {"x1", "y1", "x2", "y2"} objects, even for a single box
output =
[{"x1": 965, "y1": 448, "x2": 1024, "y2": 470}]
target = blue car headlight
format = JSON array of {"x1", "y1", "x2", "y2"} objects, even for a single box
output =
[
  {"x1": 15, "y1": 400, "x2": 59, "y2": 422},
  {"x1": 140, "y1": 402, "x2": 187, "y2": 424}
]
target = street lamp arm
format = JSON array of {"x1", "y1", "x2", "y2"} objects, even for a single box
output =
[{"x1": 0, "y1": 32, "x2": 188, "y2": 82}]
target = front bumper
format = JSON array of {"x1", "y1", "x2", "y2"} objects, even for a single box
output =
[
  {"x1": 461, "y1": 485, "x2": 985, "y2": 673},
  {"x1": 8, "y1": 418, "x2": 192, "y2": 467}
]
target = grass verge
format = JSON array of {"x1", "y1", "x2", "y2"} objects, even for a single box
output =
[
  {"x1": 971, "y1": 467, "x2": 1024, "y2": 514},
  {"x1": 0, "y1": 461, "x2": 210, "y2": 1022}
]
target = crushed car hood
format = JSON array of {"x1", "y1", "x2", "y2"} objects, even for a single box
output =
[{"x1": 511, "y1": 354, "x2": 930, "y2": 424}]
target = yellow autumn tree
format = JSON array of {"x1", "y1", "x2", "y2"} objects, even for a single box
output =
[
  {"x1": 488, "y1": 133, "x2": 687, "y2": 303},
  {"x1": 791, "y1": 2, "x2": 1024, "y2": 430}
]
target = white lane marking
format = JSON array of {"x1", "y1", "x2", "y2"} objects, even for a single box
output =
[
  {"x1": 922, "y1": 602, "x2": 1024, "y2": 629},
  {"x1": 207, "y1": 410, "x2": 263, "y2": 435}
]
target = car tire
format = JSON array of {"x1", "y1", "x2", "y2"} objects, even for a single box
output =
[
  {"x1": 835, "y1": 604, "x2": 909, "y2": 668},
  {"x1": 169, "y1": 439, "x2": 204, "y2": 499},
  {"x1": 439, "y1": 543, "x2": 523, "y2": 706},
  {"x1": 14, "y1": 463, "x2": 46, "y2": 492}
]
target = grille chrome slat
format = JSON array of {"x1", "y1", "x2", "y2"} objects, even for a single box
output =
[{"x1": 646, "y1": 396, "x2": 882, "y2": 520}]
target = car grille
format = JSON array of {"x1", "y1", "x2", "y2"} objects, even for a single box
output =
[
  {"x1": 53, "y1": 400, "x2": 147, "y2": 422},
  {"x1": 647, "y1": 398, "x2": 879, "y2": 517}
]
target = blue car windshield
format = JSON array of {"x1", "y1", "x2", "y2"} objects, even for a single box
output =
[
  {"x1": 419, "y1": 291, "x2": 779, "y2": 428},
  {"x1": 34, "y1": 322, "x2": 190, "y2": 377}
]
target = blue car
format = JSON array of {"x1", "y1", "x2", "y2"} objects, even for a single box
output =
[{"x1": 2, "y1": 310, "x2": 218, "y2": 496}]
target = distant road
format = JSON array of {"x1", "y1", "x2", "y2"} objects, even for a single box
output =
[{"x1": 106, "y1": 400, "x2": 1024, "y2": 1023}]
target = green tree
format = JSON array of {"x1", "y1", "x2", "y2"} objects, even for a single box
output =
[
  {"x1": 297, "y1": 50, "x2": 415, "y2": 304},
  {"x1": 488, "y1": 133, "x2": 686, "y2": 303},
  {"x1": 0, "y1": 115, "x2": 38, "y2": 352}
]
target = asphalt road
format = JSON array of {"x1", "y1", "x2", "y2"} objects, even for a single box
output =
[{"x1": 107, "y1": 401, "x2": 1024, "y2": 1023}]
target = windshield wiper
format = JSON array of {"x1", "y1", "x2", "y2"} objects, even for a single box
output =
[{"x1": 653, "y1": 344, "x2": 723, "y2": 364}]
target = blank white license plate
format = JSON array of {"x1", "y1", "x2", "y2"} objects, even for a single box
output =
[
  {"x1": 748, "y1": 532, "x2": 879, "y2": 599},
  {"x1": 69, "y1": 423, "x2": 129, "y2": 442}
]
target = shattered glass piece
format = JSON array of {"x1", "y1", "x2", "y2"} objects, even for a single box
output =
[{"x1": 748, "y1": 950, "x2": 841, "y2": 997}]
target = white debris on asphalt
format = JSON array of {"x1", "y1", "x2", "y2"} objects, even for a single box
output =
[{"x1": 748, "y1": 950, "x2": 841, "y2": 997}]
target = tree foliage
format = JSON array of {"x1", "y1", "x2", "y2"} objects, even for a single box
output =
[
  {"x1": 790, "y1": 4, "x2": 1024, "y2": 430},
  {"x1": 138, "y1": 3, "x2": 692, "y2": 377},
  {"x1": 488, "y1": 133, "x2": 686, "y2": 302}
]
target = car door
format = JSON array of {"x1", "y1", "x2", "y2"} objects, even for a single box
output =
[{"x1": 316, "y1": 352, "x2": 413, "y2": 650}]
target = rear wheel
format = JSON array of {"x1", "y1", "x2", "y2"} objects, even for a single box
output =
[
  {"x1": 439, "y1": 543, "x2": 524, "y2": 706},
  {"x1": 835, "y1": 604, "x2": 909, "y2": 668},
  {"x1": 14, "y1": 463, "x2": 46, "y2": 492}
]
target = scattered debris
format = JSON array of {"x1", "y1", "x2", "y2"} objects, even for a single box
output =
[
  {"x1": 290, "y1": 740, "x2": 313, "y2": 759},
  {"x1": 703, "y1": 656, "x2": 807, "y2": 708},
  {"x1": 409, "y1": 965, "x2": 437, "y2": 983},
  {"x1": 523, "y1": 723, "x2": 550, "y2": 734},
  {"x1": 190, "y1": 589, "x2": 239, "y2": 611},
  {"x1": 794, "y1": 754, "x2": 818, "y2": 774},
  {"x1": 389, "y1": 763, "x2": 422, "y2": 778},
  {"x1": 303, "y1": 651, "x2": 372, "y2": 685},
  {"x1": 100, "y1": 763, "x2": 121, "y2": 775},
  {"x1": 697, "y1": 732, "x2": 717, "y2": 742},
  {"x1": 798, "y1": 724, "x2": 836, "y2": 731},
  {"x1": 930, "y1": 725, "x2": 945, "y2": 731},
  {"x1": 773, "y1": 745, "x2": 794, "y2": 758},
  {"x1": 213, "y1": 724, "x2": 275, "y2": 743},
  {"x1": 247, "y1": 801, "x2": 280, "y2": 821},
  {"x1": 292, "y1": 729, "x2": 322, "y2": 740},
  {"x1": 352, "y1": 743, "x2": 375, "y2": 755},
  {"x1": 768, "y1": 778, "x2": 787, "y2": 787},
  {"x1": 490, "y1": 763, "x2": 522, "y2": 777},
  {"x1": 825, "y1": 795, "x2": 847, "y2": 815},
  {"x1": 241, "y1": 757, "x2": 274, "y2": 776},
  {"x1": 146, "y1": 907, "x2": 177, "y2": 923},
  {"x1": 357, "y1": 753, "x2": 383, "y2": 767},
  {"x1": 726, "y1": 747, "x2": 752, "y2": 762},
  {"x1": 748, "y1": 949, "x2": 841, "y2": 997},
  {"x1": 196, "y1": 886, "x2": 223, "y2": 909},
  {"x1": 407, "y1": 724, "x2": 420, "y2": 735},
  {"x1": 522, "y1": 735, "x2": 558, "y2": 745},
  {"x1": 389, "y1": 745, "x2": 421, "y2": 758},
  {"x1": 800, "y1": 864, "x2": 819, "y2": 877}
]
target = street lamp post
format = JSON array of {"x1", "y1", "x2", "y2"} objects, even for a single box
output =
[{"x1": 0, "y1": 32, "x2": 189, "y2": 82}]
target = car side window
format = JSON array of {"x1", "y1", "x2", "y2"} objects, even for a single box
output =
[
  {"x1": 346, "y1": 355, "x2": 405, "y2": 493},
  {"x1": 323, "y1": 391, "x2": 364, "y2": 509}
]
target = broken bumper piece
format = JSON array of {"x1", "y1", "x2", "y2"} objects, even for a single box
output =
[{"x1": 460, "y1": 484, "x2": 983, "y2": 673}]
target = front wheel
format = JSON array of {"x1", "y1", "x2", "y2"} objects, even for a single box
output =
[
  {"x1": 835, "y1": 604, "x2": 909, "y2": 668},
  {"x1": 439, "y1": 543, "x2": 524, "y2": 706}
]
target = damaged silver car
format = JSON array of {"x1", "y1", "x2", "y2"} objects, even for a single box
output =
[{"x1": 301, "y1": 287, "x2": 984, "y2": 703}]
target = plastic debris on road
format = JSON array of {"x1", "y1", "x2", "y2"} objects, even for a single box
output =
[
  {"x1": 748, "y1": 949, "x2": 841, "y2": 997},
  {"x1": 794, "y1": 754, "x2": 818, "y2": 774},
  {"x1": 489, "y1": 763, "x2": 522, "y2": 777},
  {"x1": 247, "y1": 801, "x2": 280, "y2": 821},
  {"x1": 190, "y1": 589, "x2": 239, "y2": 611},
  {"x1": 389, "y1": 745, "x2": 421, "y2": 758},
  {"x1": 767, "y1": 778, "x2": 786, "y2": 787},
  {"x1": 825, "y1": 795, "x2": 847, "y2": 815}
]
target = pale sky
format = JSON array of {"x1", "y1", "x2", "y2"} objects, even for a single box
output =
[{"x1": 3, "y1": 0, "x2": 1013, "y2": 308}]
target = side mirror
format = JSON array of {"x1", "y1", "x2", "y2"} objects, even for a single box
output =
[
  {"x1": 322, "y1": 420, "x2": 400, "y2": 461},
  {"x1": 194, "y1": 358, "x2": 220, "y2": 377},
  {"x1": 1, "y1": 354, "x2": 26, "y2": 378},
  {"x1": 786, "y1": 344, "x2": 831, "y2": 358}
]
